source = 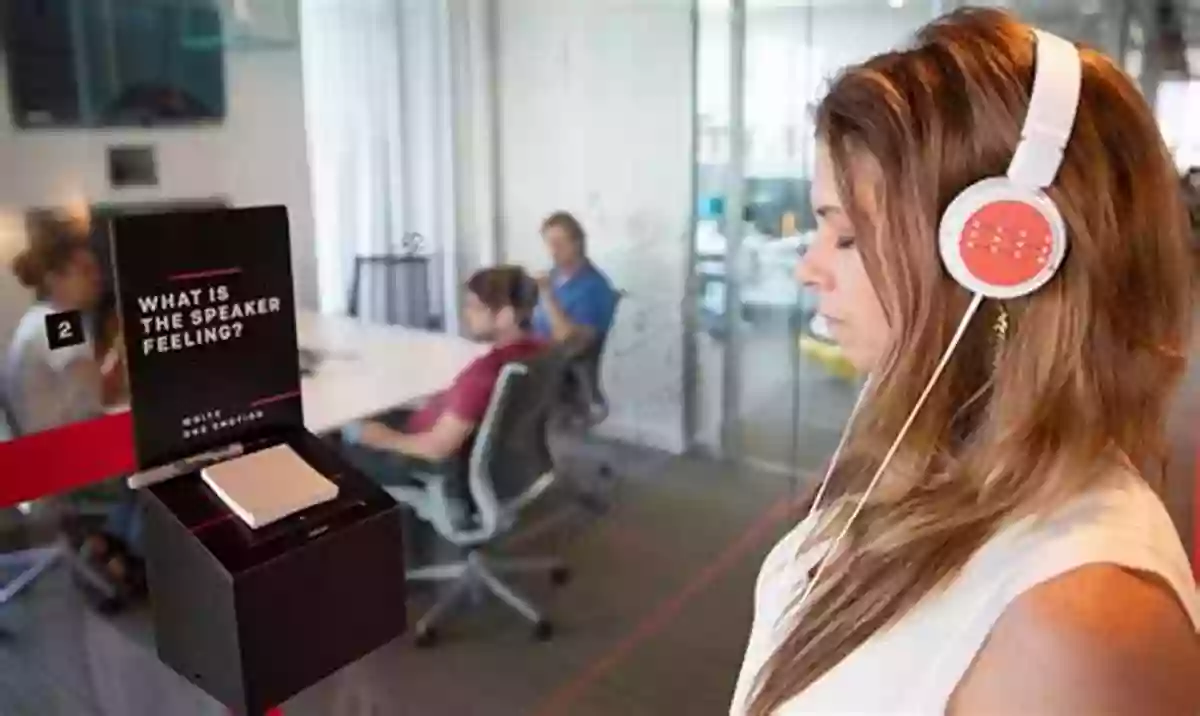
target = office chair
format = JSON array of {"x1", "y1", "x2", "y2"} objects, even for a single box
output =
[
  {"x1": 346, "y1": 234, "x2": 443, "y2": 330},
  {"x1": 561, "y1": 331, "x2": 611, "y2": 430},
  {"x1": 384, "y1": 351, "x2": 570, "y2": 646},
  {"x1": 552, "y1": 295, "x2": 623, "y2": 512}
]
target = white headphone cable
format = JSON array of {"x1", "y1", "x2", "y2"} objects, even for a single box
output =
[
  {"x1": 803, "y1": 373, "x2": 872, "y2": 521},
  {"x1": 793, "y1": 292, "x2": 984, "y2": 613}
]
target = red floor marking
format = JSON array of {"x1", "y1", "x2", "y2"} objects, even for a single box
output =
[{"x1": 531, "y1": 495, "x2": 800, "y2": 716}]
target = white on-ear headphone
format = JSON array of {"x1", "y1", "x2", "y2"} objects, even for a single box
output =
[
  {"x1": 793, "y1": 29, "x2": 1082, "y2": 617},
  {"x1": 938, "y1": 29, "x2": 1080, "y2": 299}
]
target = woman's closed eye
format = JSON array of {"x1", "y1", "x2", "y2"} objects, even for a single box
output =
[{"x1": 835, "y1": 235, "x2": 857, "y2": 250}]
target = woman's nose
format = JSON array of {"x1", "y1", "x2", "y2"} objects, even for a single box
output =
[{"x1": 796, "y1": 240, "x2": 832, "y2": 291}]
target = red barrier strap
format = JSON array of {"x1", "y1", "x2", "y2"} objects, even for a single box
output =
[{"x1": 0, "y1": 412, "x2": 137, "y2": 507}]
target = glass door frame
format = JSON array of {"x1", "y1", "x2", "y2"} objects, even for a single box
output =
[{"x1": 685, "y1": 0, "x2": 806, "y2": 478}]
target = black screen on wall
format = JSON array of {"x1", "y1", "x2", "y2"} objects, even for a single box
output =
[{"x1": 4, "y1": 0, "x2": 227, "y2": 128}]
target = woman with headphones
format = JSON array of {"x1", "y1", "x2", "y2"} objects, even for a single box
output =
[{"x1": 732, "y1": 9, "x2": 1198, "y2": 715}]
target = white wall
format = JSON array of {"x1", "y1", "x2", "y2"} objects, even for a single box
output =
[
  {"x1": 0, "y1": 46, "x2": 317, "y2": 357},
  {"x1": 494, "y1": 0, "x2": 695, "y2": 452}
]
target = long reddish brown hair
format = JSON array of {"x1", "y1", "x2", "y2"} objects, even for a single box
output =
[{"x1": 748, "y1": 8, "x2": 1193, "y2": 714}]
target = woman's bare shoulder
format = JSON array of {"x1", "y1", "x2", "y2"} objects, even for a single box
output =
[{"x1": 949, "y1": 564, "x2": 1200, "y2": 715}]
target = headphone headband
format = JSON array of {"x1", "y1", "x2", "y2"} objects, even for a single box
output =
[
  {"x1": 793, "y1": 26, "x2": 1086, "y2": 640},
  {"x1": 1007, "y1": 30, "x2": 1082, "y2": 189},
  {"x1": 939, "y1": 28, "x2": 1079, "y2": 300}
]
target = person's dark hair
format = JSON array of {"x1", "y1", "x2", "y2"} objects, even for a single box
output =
[
  {"x1": 466, "y1": 265, "x2": 539, "y2": 326},
  {"x1": 541, "y1": 211, "x2": 587, "y2": 253},
  {"x1": 11, "y1": 219, "x2": 90, "y2": 298}
]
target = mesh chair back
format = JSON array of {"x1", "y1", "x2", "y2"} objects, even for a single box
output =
[
  {"x1": 467, "y1": 347, "x2": 571, "y2": 535},
  {"x1": 560, "y1": 294, "x2": 621, "y2": 426}
]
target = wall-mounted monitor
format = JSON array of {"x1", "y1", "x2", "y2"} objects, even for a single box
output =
[{"x1": 3, "y1": 0, "x2": 227, "y2": 128}]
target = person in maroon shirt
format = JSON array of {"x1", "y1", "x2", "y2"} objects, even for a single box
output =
[{"x1": 353, "y1": 266, "x2": 544, "y2": 468}]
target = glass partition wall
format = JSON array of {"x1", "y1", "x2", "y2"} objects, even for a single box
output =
[
  {"x1": 688, "y1": 0, "x2": 1184, "y2": 493},
  {"x1": 689, "y1": 0, "x2": 945, "y2": 488}
]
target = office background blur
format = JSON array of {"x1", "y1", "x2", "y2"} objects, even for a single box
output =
[
  {"x1": 0, "y1": 1, "x2": 1196, "y2": 714},
  {"x1": 0, "y1": 0, "x2": 1194, "y2": 474}
]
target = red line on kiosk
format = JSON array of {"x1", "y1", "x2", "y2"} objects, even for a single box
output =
[
  {"x1": 251, "y1": 390, "x2": 302, "y2": 408},
  {"x1": 189, "y1": 512, "x2": 235, "y2": 535},
  {"x1": 169, "y1": 267, "x2": 243, "y2": 281}
]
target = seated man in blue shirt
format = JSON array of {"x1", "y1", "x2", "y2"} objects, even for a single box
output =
[{"x1": 532, "y1": 211, "x2": 618, "y2": 343}]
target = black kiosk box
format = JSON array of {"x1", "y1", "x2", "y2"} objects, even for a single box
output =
[{"x1": 111, "y1": 206, "x2": 407, "y2": 716}]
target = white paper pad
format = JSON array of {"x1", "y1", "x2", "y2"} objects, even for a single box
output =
[{"x1": 201, "y1": 444, "x2": 338, "y2": 529}]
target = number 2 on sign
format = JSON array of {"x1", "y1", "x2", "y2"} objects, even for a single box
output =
[{"x1": 44, "y1": 309, "x2": 85, "y2": 350}]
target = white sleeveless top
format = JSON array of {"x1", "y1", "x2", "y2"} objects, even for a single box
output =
[{"x1": 730, "y1": 472, "x2": 1199, "y2": 715}]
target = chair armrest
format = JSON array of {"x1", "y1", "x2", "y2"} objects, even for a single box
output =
[
  {"x1": 409, "y1": 468, "x2": 445, "y2": 487},
  {"x1": 386, "y1": 476, "x2": 467, "y2": 537},
  {"x1": 407, "y1": 455, "x2": 457, "y2": 484},
  {"x1": 503, "y1": 471, "x2": 557, "y2": 514},
  {"x1": 392, "y1": 457, "x2": 472, "y2": 538}
]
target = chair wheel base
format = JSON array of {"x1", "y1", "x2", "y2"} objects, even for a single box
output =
[
  {"x1": 414, "y1": 627, "x2": 439, "y2": 648},
  {"x1": 533, "y1": 620, "x2": 554, "y2": 641},
  {"x1": 549, "y1": 566, "x2": 571, "y2": 586}
]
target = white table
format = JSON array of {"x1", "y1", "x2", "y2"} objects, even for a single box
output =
[
  {"x1": 105, "y1": 312, "x2": 484, "y2": 435},
  {"x1": 298, "y1": 312, "x2": 486, "y2": 435}
]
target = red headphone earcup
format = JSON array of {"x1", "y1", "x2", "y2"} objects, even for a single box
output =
[
  {"x1": 958, "y1": 200, "x2": 1054, "y2": 288},
  {"x1": 939, "y1": 178, "x2": 1067, "y2": 299}
]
